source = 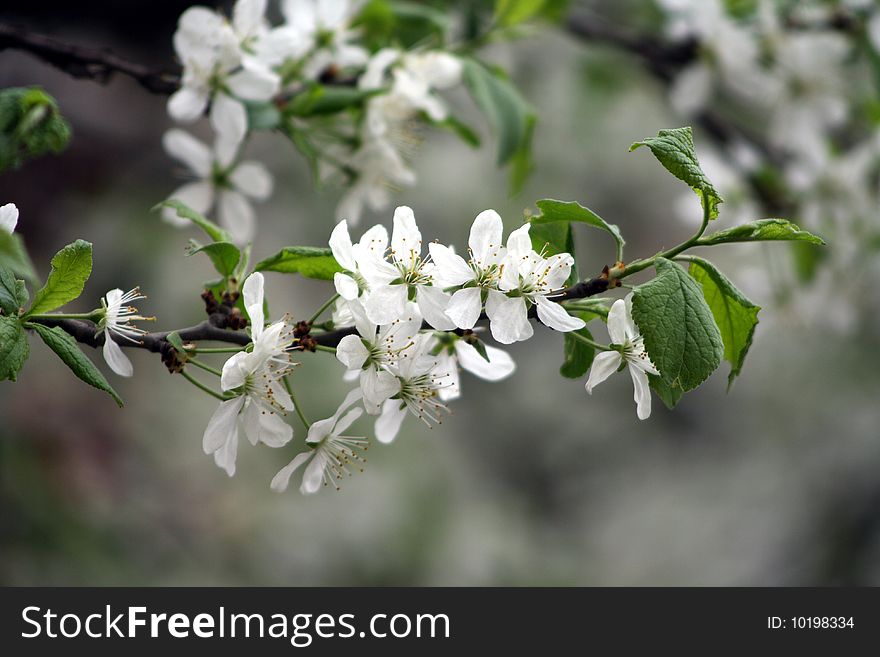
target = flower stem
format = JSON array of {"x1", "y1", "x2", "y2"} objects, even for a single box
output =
[
  {"x1": 180, "y1": 370, "x2": 227, "y2": 401},
  {"x1": 313, "y1": 344, "x2": 337, "y2": 354},
  {"x1": 569, "y1": 331, "x2": 612, "y2": 351},
  {"x1": 307, "y1": 294, "x2": 340, "y2": 324},
  {"x1": 187, "y1": 358, "x2": 223, "y2": 377},
  {"x1": 26, "y1": 311, "x2": 100, "y2": 321},
  {"x1": 618, "y1": 190, "x2": 712, "y2": 279},
  {"x1": 283, "y1": 375, "x2": 310, "y2": 429},
  {"x1": 189, "y1": 346, "x2": 245, "y2": 354}
]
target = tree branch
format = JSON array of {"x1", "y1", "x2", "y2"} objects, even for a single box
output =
[
  {"x1": 0, "y1": 22, "x2": 180, "y2": 95},
  {"x1": 29, "y1": 274, "x2": 612, "y2": 353}
]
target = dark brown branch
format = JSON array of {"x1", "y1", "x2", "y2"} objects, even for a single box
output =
[
  {"x1": 30, "y1": 274, "x2": 612, "y2": 353},
  {"x1": 32, "y1": 318, "x2": 251, "y2": 352},
  {"x1": 0, "y1": 23, "x2": 179, "y2": 95}
]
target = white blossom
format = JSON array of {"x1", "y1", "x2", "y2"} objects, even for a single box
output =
[
  {"x1": 429, "y1": 209, "x2": 507, "y2": 330},
  {"x1": 487, "y1": 224, "x2": 585, "y2": 344},
  {"x1": 584, "y1": 294, "x2": 659, "y2": 420},
  {"x1": 96, "y1": 288, "x2": 152, "y2": 378},
  {"x1": 359, "y1": 206, "x2": 455, "y2": 330},
  {"x1": 0, "y1": 202, "x2": 18, "y2": 233},
  {"x1": 374, "y1": 334, "x2": 451, "y2": 443},
  {"x1": 162, "y1": 125, "x2": 273, "y2": 245},
  {"x1": 328, "y1": 219, "x2": 389, "y2": 300},
  {"x1": 202, "y1": 273, "x2": 295, "y2": 476},
  {"x1": 361, "y1": 49, "x2": 463, "y2": 137},
  {"x1": 335, "y1": 137, "x2": 416, "y2": 225},
  {"x1": 168, "y1": 0, "x2": 280, "y2": 123},
  {"x1": 335, "y1": 300, "x2": 422, "y2": 414},
  {"x1": 281, "y1": 0, "x2": 368, "y2": 79},
  {"x1": 270, "y1": 389, "x2": 367, "y2": 494},
  {"x1": 433, "y1": 336, "x2": 515, "y2": 402}
]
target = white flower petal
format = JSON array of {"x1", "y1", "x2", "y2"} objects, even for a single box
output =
[
  {"x1": 270, "y1": 451, "x2": 311, "y2": 492},
  {"x1": 455, "y1": 341, "x2": 515, "y2": 381},
  {"x1": 102, "y1": 334, "x2": 133, "y2": 377},
  {"x1": 391, "y1": 205, "x2": 421, "y2": 268},
  {"x1": 203, "y1": 396, "x2": 245, "y2": 455},
  {"x1": 220, "y1": 351, "x2": 252, "y2": 391},
  {"x1": 329, "y1": 220, "x2": 356, "y2": 270},
  {"x1": 242, "y1": 272, "x2": 265, "y2": 340},
  {"x1": 256, "y1": 406, "x2": 294, "y2": 446},
  {"x1": 334, "y1": 272, "x2": 360, "y2": 300},
  {"x1": 210, "y1": 94, "x2": 247, "y2": 167},
  {"x1": 360, "y1": 368, "x2": 401, "y2": 410},
  {"x1": 230, "y1": 161, "x2": 273, "y2": 200},
  {"x1": 359, "y1": 47, "x2": 400, "y2": 90},
  {"x1": 301, "y1": 452, "x2": 326, "y2": 494},
  {"x1": 218, "y1": 189, "x2": 255, "y2": 245},
  {"x1": 375, "y1": 399, "x2": 407, "y2": 443},
  {"x1": 227, "y1": 61, "x2": 280, "y2": 101},
  {"x1": 336, "y1": 334, "x2": 369, "y2": 370},
  {"x1": 233, "y1": 0, "x2": 266, "y2": 38},
  {"x1": 428, "y1": 242, "x2": 472, "y2": 287},
  {"x1": 162, "y1": 129, "x2": 212, "y2": 177},
  {"x1": 333, "y1": 407, "x2": 363, "y2": 435},
  {"x1": 606, "y1": 298, "x2": 629, "y2": 345},
  {"x1": 630, "y1": 365, "x2": 652, "y2": 420},
  {"x1": 485, "y1": 293, "x2": 532, "y2": 344},
  {"x1": 357, "y1": 223, "x2": 390, "y2": 258},
  {"x1": 535, "y1": 296, "x2": 586, "y2": 333},
  {"x1": 416, "y1": 285, "x2": 455, "y2": 330},
  {"x1": 469, "y1": 209, "x2": 503, "y2": 265},
  {"x1": 364, "y1": 284, "x2": 408, "y2": 325},
  {"x1": 167, "y1": 86, "x2": 209, "y2": 122},
  {"x1": 445, "y1": 287, "x2": 482, "y2": 329},
  {"x1": 214, "y1": 429, "x2": 239, "y2": 477},
  {"x1": 506, "y1": 223, "x2": 532, "y2": 257},
  {"x1": 584, "y1": 351, "x2": 622, "y2": 394},
  {"x1": 163, "y1": 182, "x2": 214, "y2": 226},
  {"x1": 0, "y1": 203, "x2": 19, "y2": 233}
]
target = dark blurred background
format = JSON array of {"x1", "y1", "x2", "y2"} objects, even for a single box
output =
[{"x1": 2, "y1": 1, "x2": 879, "y2": 585}]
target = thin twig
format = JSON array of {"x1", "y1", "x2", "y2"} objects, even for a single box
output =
[{"x1": 0, "y1": 22, "x2": 180, "y2": 95}]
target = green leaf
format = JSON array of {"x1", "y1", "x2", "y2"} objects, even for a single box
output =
[
  {"x1": 495, "y1": 0, "x2": 547, "y2": 26},
  {"x1": 686, "y1": 256, "x2": 760, "y2": 388},
  {"x1": 0, "y1": 264, "x2": 25, "y2": 315},
  {"x1": 186, "y1": 240, "x2": 241, "y2": 278},
  {"x1": 432, "y1": 115, "x2": 481, "y2": 148},
  {"x1": 630, "y1": 126, "x2": 723, "y2": 221},
  {"x1": 529, "y1": 220, "x2": 578, "y2": 287},
  {"x1": 532, "y1": 199, "x2": 625, "y2": 260},
  {"x1": 157, "y1": 200, "x2": 232, "y2": 243},
  {"x1": 286, "y1": 85, "x2": 377, "y2": 117},
  {"x1": 253, "y1": 246, "x2": 343, "y2": 280},
  {"x1": 0, "y1": 230, "x2": 38, "y2": 282},
  {"x1": 0, "y1": 87, "x2": 71, "y2": 172},
  {"x1": 560, "y1": 315, "x2": 596, "y2": 379},
  {"x1": 462, "y1": 58, "x2": 536, "y2": 166},
  {"x1": 245, "y1": 101, "x2": 282, "y2": 130},
  {"x1": 27, "y1": 239, "x2": 92, "y2": 316},
  {"x1": 0, "y1": 315, "x2": 28, "y2": 381},
  {"x1": 30, "y1": 323, "x2": 123, "y2": 406},
  {"x1": 697, "y1": 218, "x2": 825, "y2": 246},
  {"x1": 509, "y1": 114, "x2": 535, "y2": 196},
  {"x1": 649, "y1": 374, "x2": 684, "y2": 410},
  {"x1": 631, "y1": 258, "x2": 723, "y2": 392}
]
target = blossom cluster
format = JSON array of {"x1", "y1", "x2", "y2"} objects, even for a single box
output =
[
  {"x1": 656, "y1": 0, "x2": 880, "y2": 330},
  {"x1": 161, "y1": 0, "x2": 465, "y2": 244},
  {"x1": 197, "y1": 205, "x2": 657, "y2": 496}
]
